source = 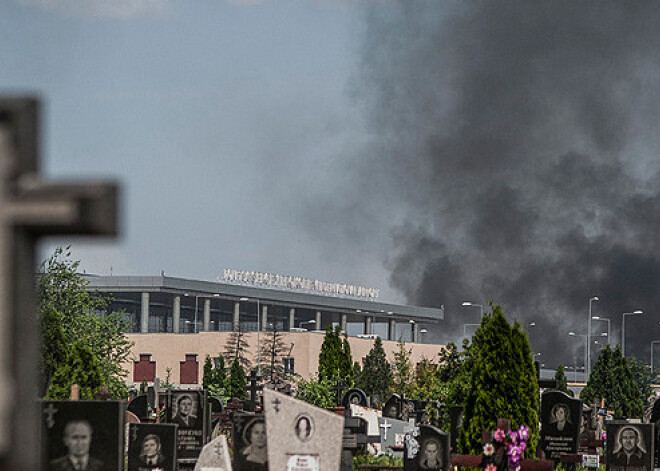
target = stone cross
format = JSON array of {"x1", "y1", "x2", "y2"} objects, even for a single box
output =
[
  {"x1": 0, "y1": 97, "x2": 118, "y2": 470},
  {"x1": 246, "y1": 370, "x2": 262, "y2": 412},
  {"x1": 380, "y1": 419, "x2": 392, "y2": 440}
]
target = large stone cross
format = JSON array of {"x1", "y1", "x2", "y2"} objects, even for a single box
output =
[{"x1": 0, "y1": 97, "x2": 118, "y2": 470}]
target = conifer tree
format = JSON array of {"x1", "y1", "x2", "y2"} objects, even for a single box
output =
[
  {"x1": 458, "y1": 305, "x2": 539, "y2": 457},
  {"x1": 391, "y1": 339, "x2": 414, "y2": 397},
  {"x1": 581, "y1": 345, "x2": 643, "y2": 418},
  {"x1": 223, "y1": 327, "x2": 251, "y2": 371},
  {"x1": 340, "y1": 335, "x2": 354, "y2": 386},
  {"x1": 260, "y1": 321, "x2": 289, "y2": 381},
  {"x1": 553, "y1": 365, "x2": 569, "y2": 394},
  {"x1": 359, "y1": 337, "x2": 392, "y2": 398},
  {"x1": 213, "y1": 355, "x2": 227, "y2": 390},
  {"x1": 318, "y1": 325, "x2": 343, "y2": 382},
  {"x1": 227, "y1": 357, "x2": 247, "y2": 400},
  {"x1": 46, "y1": 341, "x2": 105, "y2": 399},
  {"x1": 353, "y1": 361, "x2": 363, "y2": 388},
  {"x1": 202, "y1": 355, "x2": 214, "y2": 390}
]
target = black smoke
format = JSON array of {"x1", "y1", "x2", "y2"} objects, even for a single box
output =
[{"x1": 352, "y1": 1, "x2": 660, "y2": 368}]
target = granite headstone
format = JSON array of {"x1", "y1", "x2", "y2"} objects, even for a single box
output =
[
  {"x1": 606, "y1": 422, "x2": 654, "y2": 471},
  {"x1": 194, "y1": 434, "x2": 233, "y2": 471},
  {"x1": 342, "y1": 388, "x2": 368, "y2": 408},
  {"x1": 403, "y1": 424, "x2": 449, "y2": 471},
  {"x1": 378, "y1": 416, "x2": 408, "y2": 457},
  {"x1": 232, "y1": 412, "x2": 268, "y2": 471},
  {"x1": 540, "y1": 390, "x2": 581, "y2": 462},
  {"x1": 127, "y1": 422, "x2": 178, "y2": 471}
]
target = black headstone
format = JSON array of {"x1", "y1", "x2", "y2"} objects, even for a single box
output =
[
  {"x1": 650, "y1": 399, "x2": 660, "y2": 467},
  {"x1": 127, "y1": 395, "x2": 149, "y2": 421},
  {"x1": 232, "y1": 412, "x2": 268, "y2": 471},
  {"x1": 168, "y1": 390, "x2": 206, "y2": 464},
  {"x1": 540, "y1": 390, "x2": 582, "y2": 462},
  {"x1": 383, "y1": 394, "x2": 402, "y2": 420},
  {"x1": 404, "y1": 424, "x2": 450, "y2": 471},
  {"x1": 342, "y1": 388, "x2": 368, "y2": 408},
  {"x1": 606, "y1": 422, "x2": 654, "y2": 471},
  {"x1": 42, "y1": 400, "x2": 125, "y2": 471},
  {"x1": 127, "y1": 423, "x2": 178, "y2": 471}
]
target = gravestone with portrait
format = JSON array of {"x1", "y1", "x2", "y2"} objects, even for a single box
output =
[
  {"x1": 349, "y1": 403, "x2": 382, "y2": 455},
  {"x1": 378, "y1": 416, "x2": 408, "y2": 458},
  {"x1": 264, "y1": 388, "x2": 344, "y2": 471},
  {"x1": 42, "y1": 400, "x2": 125, "y2": 471},
  {"x1": 342, "y1": 388, "x2": 369, "y2": 408},
  {"x1": 403, "y1": 424, "x2": 449, "y2": 471},
  {"x1": 168, "y1": 390, "x2": 207, "y2": 468},
  {"x1": 194, "y1": 434, "x2": 232, "y2": 471},
  {"x1": 127, "y1": 423, "x2": 178, "y2": 471},
  {"x1": 232, "y1": 412, "x2": 268, "y2": 471},
  {"x1": 540, "y1": 390, "x2": 581, "y2": 462},
  {"x1": 606, "y1": 422, "x2": 654, "y2": 471},
  {"x1": 649, "y1": 398, "x2": 660, "y2": 468},
  {"x1": 383, "y1": 394, "x2": 403, "y2": 420}
]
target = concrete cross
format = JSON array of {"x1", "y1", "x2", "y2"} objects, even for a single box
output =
[
  {"x1": 0, "y1": 97, "x2": 118, "y2": 470},
  {"x1": 380, "y1": 419, "x2": 392, "y2": 440},
  {"x1": 404, "y1": 418, "x2": 419, "y2": 437}
]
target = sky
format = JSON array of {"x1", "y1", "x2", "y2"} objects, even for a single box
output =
[{"x1": 3, "y1": 0, "x2": 660, "y2": 370}]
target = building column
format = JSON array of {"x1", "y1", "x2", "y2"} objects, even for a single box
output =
[
  {"x1": 141, "y1": 292, "x2": 150, "y2": 333},
  {"x1": 233, "y1": 301, "x2": 240, "y2": 331},
  {"x1": 388, "y1": 319, "x2": 396, "y2": 341},
  {"x1": 173, "y1": 295, "x2": 181, "y2": 333},
  {"x1": 365, "y1": 316, "x2": 373, "y2": 335},
  {"x1": 315, "y1": 311, "x2": 322, "y2": 330},
  {"x1": 340, "y1": 313, "x2": 347, "y2": 333},
  {"x1": 412, "y1": 321, "x2": 419, "y2": 343},
  {"x1": 203, "y1": 298, "x2": 211, "y2": 331},
  {"x1": 289, "y1": 308, "x2": 295, "y2": 330},
  {"x1": 261, "y1": 305, "x2": 268, "y2": 332}
]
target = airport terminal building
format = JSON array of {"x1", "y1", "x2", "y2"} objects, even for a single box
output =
[{"x1": 85, "y1": 273, "x2": 445, "y2": 384}]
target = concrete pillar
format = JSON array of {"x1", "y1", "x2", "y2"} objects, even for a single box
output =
[
  {"x1": 173, "y1": 295, "x2": 181, "y2": 333},
  {"x1": 233, "y1": 301, "x2": 240, "y2": 331},
  {"x1": 315, "y1": 311, "x2": 322, "y2": 330},
  {"x1": 365, "y1": 316, "x2": 373, "y2": 335},
  {"x1": 340, "y1": 313, "x2": 347, "y2": 333},
  {"x1": 261, "y1": 305, "x2": 268, "y2": 332},
  {"x1": 141, "y1": 292, "x2": 150, "y2": 333},
  {"x1": 203, "y1": 298, "x2": 211, "y2": 331},
  {"x1": 388, "y1": 319, "x2": 396, "y2": 341},
  {"x1": 289, "y1": 308, "x2": 295, "y2": 330},
  {"x1": 412, "y1": 322, "x2": 419, "y2": 343}
]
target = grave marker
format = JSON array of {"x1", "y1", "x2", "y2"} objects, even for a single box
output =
[
  {"x1": 342, "y1": 388, "x2": 368, "y2": 408},
  {"x1": 404, "y1": 424, "x2": 449, "y2": 471},
  {"x1": 264, "y1": 388, "x2": 344, "y2": 471},
  {"x1": 606, "y1": 422, "x2": 654, "y2": 471},
  {"x1": 378, "y1": 416, "x2": 408, "y2": 457},
  {"x1": 540, "y1": 390, "x2": 581, "y2": 462},
  {"x1": 232, "y1": 412, "x2": 268, "y2": 471},
  {"x1": 127, "y1": 422, "x2": 178, "y2": 471},
  {"x1": 0, "y1": 97, "x2": 118, "y2": 470},
  {"x1": 194, "y1": 434, "x2": 232, "y2": 471}
]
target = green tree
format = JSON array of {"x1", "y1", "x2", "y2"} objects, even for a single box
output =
[
  {"x1": 227, "y1": 357, "x2": 247, "y2": 400},
  {"x1": 628, "y1": 355, "x2": 655, "y2": 407},
  {"x1": 203, "y1": 355, "x2": 214, "y2": 389},
  {"x1": 223, "y1": 327, "x2": 251, "y2": 371},
  {"x1": 318, "y1": 325, "x2": 343, "y2": 382},
  {"x1": 458, "y1": 306, "x2": 539, "y2": 457},
  {"x1": 340, "y1": 334, "x2": 354, "y2": 386},
  {"x1": 213, "y1": 355, "x2": 227, "y2": 392},
  {"x1": 46, "y1": 341, "x2": 105, "y2": 399},
  {"x1": 391, "y1": 339, "x2": 414, "y2": 397},
  {"x1": 359, "y1": 337, "x2": 392, "y2": 399},
  {"x1": 295, "y1": 375, "x2": 336, "y2": 409},
  {"x1": 553, "y1": 365, "x2": 569, "y2": 394},
  {"x1": 260, "y1": 321, "x2": 289, "y2": 381},
  {"x1": 580, "y1": 345, "x2": 643, "y2": 418},
  {"x1": 39, "y1": 247, "x2": 133, "y2": 398}
]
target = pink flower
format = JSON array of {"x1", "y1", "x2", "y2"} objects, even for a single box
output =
[
  {"x1": 518, "y1": 425, "x2": 529, "y2": 441},
  {"x1": 494, "y1": 428, "x2": 506, "y2": 442},
  {"x1": 483, "y1": 443, "x2": 495, "y2": 456},
  {"x1": 486, "y1": 463, "x2": 497, "y2": 471},
  {"x1": 508, "y1": 430, "x2": 519, "y2": 444},
  {"x1": 602, "y1": 431, "x2": 607, "y2": 441},
  {"x1": 519, "y1": 442, "x2": 527, "y2": 452},
  {"x1": 508, "y1": 446, "x2": 522, "y2": 458}
]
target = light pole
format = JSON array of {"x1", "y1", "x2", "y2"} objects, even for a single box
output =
[
  {"x1": 591, "y1": 316, "x2": 611, "y2": 345},
  {"x1": 651, "y1": 340, "x2": 660, "y2": 374},
  {"x1": 569, "y1": 331, "x2": 588, "y2": 381},
  {"x1": 463, "y1": 323, "x2": 480, "y2": 339},
  {"x1": 587, "y1": 296, "x2": 599, "y2": 378},
  {"x1": 420, "y1": 328, "x2": 428, "y2": 343},
  {"x1": 462, "y1": 301, "x2": 484, "y2": 318},
  {"x1": 622, "y1": 310, "x2": 643, "y2": 357},
  {"x1": 240, "y1": 297, "x2": 262, "y2": 375}
]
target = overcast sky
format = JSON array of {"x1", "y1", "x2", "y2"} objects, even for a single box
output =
[{"x1": 4, "y1": 1, "x2": 660, "y2": 369}]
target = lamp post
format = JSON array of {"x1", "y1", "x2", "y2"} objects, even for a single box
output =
[
  {"x1": 240, "y1": 297, "x2": 261, "y2": 375},
  {"x1": 591, "y1": 316, "x2": 611, "y2": 345},
  {"x1": 622, "y1": 310, "x2": 643, "y2": 357},
  {"x1": 569, "y1": 331, "x2": 588, "y2": 381},
  {"x1": 463, "y1": 323, "x2": 480, "y2": 339},
  {"x1": 587, "y1": 296, "x2": 599, "y2": 378},
  {"x1": 651, "y1": 340, "x2": 660, "y2": 374},
  {"x1": 462, "y1": 301, "x2": 484, "y2": 318},
  {"x1": 420, "y1": 328, "x2": 428, "y2": 343}
]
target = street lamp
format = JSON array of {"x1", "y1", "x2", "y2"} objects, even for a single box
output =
[
  {"x1": 587, "y1": 296, "x2": 599, "y2": 378},
  {"x1": 622, "y1": 310, "x2": 643, "y2": 357},
  {"x1": 651, "y1": 340, "x2": 660, "y2": 374},
  {"x1": 591, "y1": 316, "x2": 610, "y2": 346},
  {"x1": 420, "y1": 328, "x2": 428, "y2": 343},
  {"x1": 462, "y1": 301, "x2": 484, "y2": 318},
  {"x1": 240, "y1": 297, "x2": 262, "y2": 375},
  {"x1": 569, "y1": 331, "x2": 588, "y2": 380}
]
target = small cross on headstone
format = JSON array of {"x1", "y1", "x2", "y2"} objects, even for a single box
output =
[
  {"x1": 0, "y1": 97, "x2": 118, "y2": 470},
  {"x1": 43, "y1": 403, "x2": 58, "y2": 429},
  {"x1": 380, "y1": 419, "x2": 392, "y2": 440},
  {"x1": 271, "y1": 396, "x2": 281, "y2": 413}
]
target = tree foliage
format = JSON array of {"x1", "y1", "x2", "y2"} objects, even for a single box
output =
[
  {"x1": 39, "y1": 247, "x2": 132, "y2": 399},
  {"x1": 295, "y1": 375, "x2": 336, "y2": 409},
  {"x1": 391, "y1": 339, "x2": 414, "y2": 397},
  {"x1": 628, "y1": 355, "x2": 655, "y2": 407},
  {"x1": 227, "y1": 357, "x2": 247, "y2": 400},
  {"x1": 318, "y1": 325, "x2": 353, "y2": 385},
  {"x1": 223, "y1": 327, "x2": 251, "y2": 371},
  {"x1": 357, "y1": 337, "x2": 392, "y2": 399},
  {"x1": 203, "y1": 354, "x2": 227, "y2": 399},
  {"x1": 46, "y1": 341, "x2": 105, "y2": 399},
  {"x1": 260, "y1": 321, "x2": 290, "y2": 381},
  {"x1": 458, "y1": 306, "x2": 539, "y2": 457},
  {"x1": 580, "y1": 345, "x2": 643, "y2": 418},
  {"x1": 553, "y1": 365, "x2": 569, "y2": 394}
]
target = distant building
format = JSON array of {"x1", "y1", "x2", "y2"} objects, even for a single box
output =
[{"x1": 85, "y1": 275, "x2": 444, "y2": 385}]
